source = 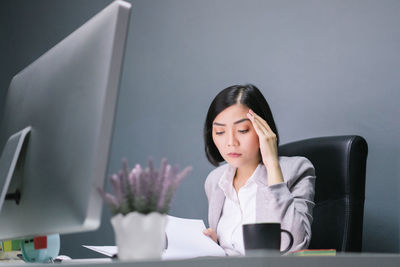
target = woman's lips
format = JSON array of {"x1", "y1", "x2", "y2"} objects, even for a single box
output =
[{"x1": 228, "y1": 153, "x2": 242, "y2": 158}]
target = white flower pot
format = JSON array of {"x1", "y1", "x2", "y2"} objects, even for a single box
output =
[{"x1": 111, "y1": 211, "x2": 168, "y2": 261}]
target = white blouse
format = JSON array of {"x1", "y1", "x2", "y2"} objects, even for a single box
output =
[{"x1": 216, "y1": 164, "x2": 262, "y2": 255}]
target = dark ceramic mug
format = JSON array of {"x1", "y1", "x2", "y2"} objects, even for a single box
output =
[{"x1": 242, "y1": 223, "x2": 294, "y2": 254}]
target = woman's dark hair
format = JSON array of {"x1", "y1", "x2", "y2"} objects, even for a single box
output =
[{"x1": 203, "y1": 84, "x2": 279, "y2": 166}]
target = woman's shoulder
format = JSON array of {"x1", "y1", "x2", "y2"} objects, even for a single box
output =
[
  {"x1": 204, "y1": 163, "x2": 229, "y2": 191},
  {"x1": 205, "y1": 163, "x2": 229, "y2": 183},
  {"x1": 278, "y1": 156, "x2": 315, "y2": 183},
  {"x1": 279, "y1": 155, "x2": 314, "y2": 169}
]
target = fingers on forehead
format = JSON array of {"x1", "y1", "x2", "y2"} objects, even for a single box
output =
[{"x1": 253, "y1": 114, "x2": 273, "y2": 132}]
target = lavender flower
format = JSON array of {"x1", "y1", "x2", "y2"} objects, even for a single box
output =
[{"x1": 98, "y1": 157, "x2": 192, "y2": 215}]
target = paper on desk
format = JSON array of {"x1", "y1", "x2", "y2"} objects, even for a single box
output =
[
  {"x1": 83, "y1": 215, "x2": 226, "y2": 260},
  {"x1": 163, "y1": 215, "x2": 226, "y2": 259},
  {"x1": 82, "y1": 245, "x2": 116, "y2": 257}
]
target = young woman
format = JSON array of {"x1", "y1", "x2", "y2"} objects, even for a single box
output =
[{"x1": 202, "y1": 84, "x2": 315, "y2": 255}]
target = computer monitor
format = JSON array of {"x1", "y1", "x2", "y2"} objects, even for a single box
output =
[{"x1": 0, "y1": 0, "x2": 131, "y2": 240}]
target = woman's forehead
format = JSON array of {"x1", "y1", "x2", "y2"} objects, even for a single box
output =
[{"x1": 213, "y1": 104, "x2": 250, "y2": 125}]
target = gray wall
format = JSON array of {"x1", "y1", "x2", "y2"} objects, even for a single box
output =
[{"x1": 1, "y1": 0, "x2": 400, "y2": 258}]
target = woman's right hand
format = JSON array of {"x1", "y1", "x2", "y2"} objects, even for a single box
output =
[{"x1": 203, "y1": 228, "x2": 218, "y2": 243}]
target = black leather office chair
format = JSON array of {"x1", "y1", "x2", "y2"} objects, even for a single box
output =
[{"x1": 279, "y1": 135, "x2": 368, "y2": 252}]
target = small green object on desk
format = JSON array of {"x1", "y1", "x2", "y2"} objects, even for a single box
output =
[{"x1": 290, "y1": 249, "x2": 336, "y2": 256}]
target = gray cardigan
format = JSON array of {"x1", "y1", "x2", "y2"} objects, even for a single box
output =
[{"x1": 204, "y1": 156, "x2": 316, "y2": 252}]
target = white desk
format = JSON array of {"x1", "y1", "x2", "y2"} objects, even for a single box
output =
[{"x1": 2, "y1": 253, "x2": 400, "y2": 267}]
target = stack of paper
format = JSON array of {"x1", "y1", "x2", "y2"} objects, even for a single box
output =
[{"x1": 83, "y1": 215, "x2": 226, "y2": 260}]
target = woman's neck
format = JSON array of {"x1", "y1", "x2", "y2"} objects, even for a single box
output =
[
  {"x1": 233, "y1": 162, "x2": 259, "y2": 193},
  {"x1": 234, "y1": 162, "x2": 259, "y2": 182}
]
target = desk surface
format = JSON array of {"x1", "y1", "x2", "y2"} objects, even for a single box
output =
[{"x1": 2, "y1": 253, "x2": 400, "y2": 267}]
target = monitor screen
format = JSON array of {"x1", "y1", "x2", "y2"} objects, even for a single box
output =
[{"x1": 0, "y1": 0, "x2": 131, "y2": 240}]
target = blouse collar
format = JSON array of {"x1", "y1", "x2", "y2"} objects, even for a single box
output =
[{"x1": 218, "y1": 163, "x2": 266, "y2": 199}]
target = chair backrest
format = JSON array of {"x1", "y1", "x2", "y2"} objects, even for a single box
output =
[{"x1": 278, "y1": 135, "x2": 368, "y2": 252}]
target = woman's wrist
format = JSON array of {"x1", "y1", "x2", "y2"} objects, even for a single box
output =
[
  {"x1": 264, "y1": 160, "x2": 284, "y2": 186},
  {"x1": 263, "y1": 158, "x2": 279, "y2": 168}
]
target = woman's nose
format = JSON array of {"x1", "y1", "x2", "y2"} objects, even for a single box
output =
[{"x1": 227, "y1": 131, "x2": 239, "y2": 147}]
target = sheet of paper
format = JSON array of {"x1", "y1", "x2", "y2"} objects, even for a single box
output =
[
  {"x1": 83, "y1": 215, "x2": 226, "y2": 260},
  {"x1": 82, "y1": 245, "x2": 116, "y2": 257},
  {"x1": 163, "y1": 215, "x2": 226, "y2": 259}
]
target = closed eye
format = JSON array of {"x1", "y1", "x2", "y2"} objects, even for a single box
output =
[
  {"x1": 239, "y1": 129, "x2": 249, "y2": 133},
  {"x1": 215, "y1": 131, "x2": 224, "y2": 135}
]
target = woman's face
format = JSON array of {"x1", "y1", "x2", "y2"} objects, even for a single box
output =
[{"x1": 212, "y1": 104, "x2": 261, "y2": 168}]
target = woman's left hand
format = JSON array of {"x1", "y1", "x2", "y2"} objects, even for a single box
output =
[{"x1": 247, "y1": 109, "x2": 284, "y2": 185}]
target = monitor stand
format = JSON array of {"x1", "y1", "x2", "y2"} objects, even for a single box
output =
[{"x1": 0, "y1": 126, "x2": 31, "y2": 213}]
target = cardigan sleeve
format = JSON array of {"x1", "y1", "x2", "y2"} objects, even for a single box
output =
[{"x1": 257, "y1": 156, "x2": 316, "y2": 252}]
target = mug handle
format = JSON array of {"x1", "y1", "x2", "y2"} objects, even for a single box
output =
[{"x1": 280, "y1": 229, "x2": 294, "y2": 253}]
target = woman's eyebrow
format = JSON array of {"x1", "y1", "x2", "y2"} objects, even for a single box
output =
[{"x1": 213, "y1": 118, "x2": 250, "y2": 126}]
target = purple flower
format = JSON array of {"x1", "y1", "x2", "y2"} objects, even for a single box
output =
[
  {"x1": 98, "y1": 157, "x2": 192, "y2": 215},
  {"x1": 110, "y1": 174, "x2": 123, "y2": 206}
]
